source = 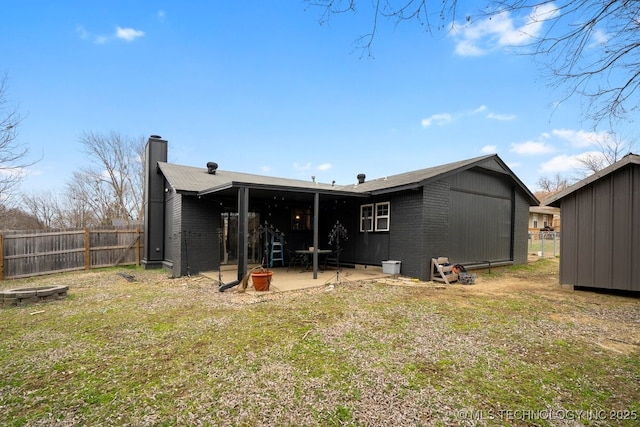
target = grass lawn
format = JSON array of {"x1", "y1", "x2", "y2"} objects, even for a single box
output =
[{"x1": 1, "y1": 259, "x2": 639, "y2": 426}]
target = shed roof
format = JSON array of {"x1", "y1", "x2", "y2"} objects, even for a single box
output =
[
  {"x1": 157, "y1": 154, "x2": 538, "y2": 204},
  {"x1": 544, "y1": 153, "x2": 640, "y2": 207}
]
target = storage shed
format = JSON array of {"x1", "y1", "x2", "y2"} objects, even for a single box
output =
[{"x1": 545, "y1": 153, "x2": 640, "y2": 292}]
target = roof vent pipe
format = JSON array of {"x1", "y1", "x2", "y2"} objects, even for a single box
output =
[
  {"x1": 357, "y1": 173, "x2": 366, "y2": 184},
  {"x1": 207, "y1": 162, "x2": 218, "y2": 175}
]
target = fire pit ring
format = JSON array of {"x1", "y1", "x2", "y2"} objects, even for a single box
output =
[{"x1": 1, "y1": 285, "x2": 69, "y2": 307}]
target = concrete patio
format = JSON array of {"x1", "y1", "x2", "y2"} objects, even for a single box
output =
[{"x1": 202, "y1": 263, "x2": 393, "y2": 293}]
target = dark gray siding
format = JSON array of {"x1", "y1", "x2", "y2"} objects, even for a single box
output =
[
  {"x1": 179, "y1": 197, "x2": 221, "y2": 276},
  {"x1": 163, "y1": 192, "x2": 181, "y2": 276},
  {"x1": 387, "y1": 191, "x2": 424, "y2": 279},
  {"x1": 423, "y1": 180, "x2": 450, "y2": 274},
  {"x1": 445, "y1": 169, "x2": 514, "y2": 264},
  {"x1": 512, "y1": 190, "x2": 530, "y2": 265},
  {"x1": 560, "y1": 164, "x2": 640, "y2": 291},
  {"x1": 162, "y1": 194, "x2": 221, "y2": 277}
]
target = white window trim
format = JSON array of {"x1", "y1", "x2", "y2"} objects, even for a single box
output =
[
  {"x1": 374, "y1": 202, "x2": 390, "y2": 232},
  {"x1": 360, "y1": 204, "x2": 374, "y2": 232}
]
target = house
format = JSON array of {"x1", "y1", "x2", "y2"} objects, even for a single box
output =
[
  {"x1": 545, "y1": 153, "x2": 640, "y2": 292},
  {"x1": 142, "y1": 136, "x2": 539, "y2": 281},
  {"x1": 528, "y1": 205, "x2": 560, "y2": 234}
]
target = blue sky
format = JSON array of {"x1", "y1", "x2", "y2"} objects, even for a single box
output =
[{"x1": 2, "y1": 1, "x2": 628, "y2": 195}]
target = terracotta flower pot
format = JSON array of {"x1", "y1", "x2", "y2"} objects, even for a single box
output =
[{"x1": 251, "y1": 271, "x2": 273, "y2": 291}]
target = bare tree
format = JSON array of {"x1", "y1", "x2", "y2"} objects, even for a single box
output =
[
  {"x1": 575, "y1": 130, "x2": 635, "y2": 174},
  {"x1": 308, "y1": 1, "x2": 640, "y2": 125},
  {"x1": 0, "y1": 73, "x2": 30, "y2": 204},
  {"x1": 68, "y1": 131, "x2": 146, "y2": 226},
  {"x1": 308, "y1": 0, "x2": 458, "y2": 55},
  {"x1": 536, "y1": 173, "x2": 569, "y2": 193},
  {"x1": 20, "y1": 190, "x2": 61, "y2": 229}
]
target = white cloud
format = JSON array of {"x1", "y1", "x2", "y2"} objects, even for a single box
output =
[
  {"x1": 76, "y1": 24, "x2": 89, "y2": 40},
  {"x1": 116, "y1": 27, "x2": 145, "y2": 42},
  {"x1": 481, "y1": 145, "x2": 497, "y2": 154},
  {"x1": 293, "y1": 162, "x2": 332, "y2": 173},
  {"x1": 421, "y1": 106, "x2": 515, "y2": 128},
  {"x1": 510, "y1": 140, "x2": 555, "y2": 155},
  {"x1": 472, "y1": 105, "x2": 487, "y2": 114},
  {"x1": 487, "y1": 112, "x2": 516, "y2": 121},
  {"x1": 421, "y1": 113, "x2": 453, "y2": 128},
  {"x1": 539, "y1": 154, "x2": 585, "y2": 173},
  {"x1": 157, "y1": 10, "x2": 166, "y2": 22},
  {"x1": 590, "y1": 28, "x2": 608, "y2": 46},
  {"x1": 551, "y1": 129, "x2": 610, "y2": 148},
  {"x1": 451, "y1": 3, "x2": 559, "y2": 56},
  {"x1": 260, "y1": 165, "x2": 271, "y2": 173},
  {"x1": 77, "y1": 25, "x2": 145, "y2": 44},
  {"x1": 293, "y1": 162, "x2": 312, "y2": 171}
]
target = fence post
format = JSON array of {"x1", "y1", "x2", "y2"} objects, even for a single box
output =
[
  {"x1": 0, "y1": 232, "x2": 4, "y2": 281},
  {"x1": 84, "y1": 228, "x2": 91, "y2": 270},
  {"x1": 136, "y1": 228, "x2": 141, "y2": 266}
]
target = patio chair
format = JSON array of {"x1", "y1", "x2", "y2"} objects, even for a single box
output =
[{"x1": 287, "y1": 250, "x2": 305, "y2": 272}]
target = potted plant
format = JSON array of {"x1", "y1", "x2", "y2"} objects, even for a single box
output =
[
  {"x1": 250, "y1": 267, "x2": 273, "y2": 292},
  {"x1": 247, "y1": 222, "x2": 282, "y2": 291}
]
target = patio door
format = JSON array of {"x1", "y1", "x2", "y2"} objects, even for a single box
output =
[{"x1": 221, "y1": 212, "x2": 261, "y2": 264}]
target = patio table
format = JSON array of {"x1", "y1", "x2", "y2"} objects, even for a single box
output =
[{"x1": 295, "y1": 249, "x2": 332, "y2": 272}]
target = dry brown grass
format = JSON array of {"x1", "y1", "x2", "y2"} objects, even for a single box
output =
[{"x1": 1, "y1": 259, "x2": 639, "y2": 426}]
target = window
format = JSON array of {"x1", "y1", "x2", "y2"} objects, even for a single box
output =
[
  {"x1": 360, "y1": 202, "x2": 390, "y2": 232},
  {"x1": 360, "y1": 204, "x2": 373, "y2": 232},
  {"x1": 375, "y1": 202, "x2": 390, "y2": 231},
  {"x1": 291, "y1": 208, "x2": 312, "y2": 231},
  {"x1": 533, "y1": 214, "x2": 538, "y2": 229}
]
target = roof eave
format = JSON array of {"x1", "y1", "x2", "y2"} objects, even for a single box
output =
[
  {"x1": 543, "y1": 154, "x2": 640, "y2": 207},
  {"x1": 198, "y1": 181, "x2": 368, "y2": 198}
]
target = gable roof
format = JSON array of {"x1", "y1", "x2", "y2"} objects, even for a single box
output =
[
  {"x1": 157, "y1": 154, "x2": 538, "y2": 204},
  {"x1": 544, "y1": 153, "x2": 640, "y2": 207}
]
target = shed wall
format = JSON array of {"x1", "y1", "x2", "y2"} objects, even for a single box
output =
[
  {"x1": 559, "y1": 164, "x2": 640, "y2": 291},
  {"x1": 512, "y1": 190, "x2": 530, "y2": 265}
]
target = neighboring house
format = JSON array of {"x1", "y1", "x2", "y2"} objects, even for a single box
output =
[
  {"x1": 143, "y1": 136, "x2": 539, "y2": 281},
  {"x1": 545, "y1": 153, "x2": 640, "y2": 292},
  {"x1": 528, "y1": 205, "x2": 561, "y2": 234}
]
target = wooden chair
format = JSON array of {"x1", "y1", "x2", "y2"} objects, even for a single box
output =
[{"x1": 430, "y1": 257, "x2": 459, "y2": 284}]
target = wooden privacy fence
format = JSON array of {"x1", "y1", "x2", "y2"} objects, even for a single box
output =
[{"x1": 0, "y1": 228, "x2": 144, "y2": 280}]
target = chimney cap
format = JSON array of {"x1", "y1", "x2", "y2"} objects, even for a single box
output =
[
  {"x1": 207, "y1": 162, "x2": 218, "y2": 174},
  {"x1": 149, "y1": 134, "x2": 163, "y2": 139}
]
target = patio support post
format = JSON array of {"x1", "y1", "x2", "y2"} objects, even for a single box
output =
[
  {"x1": 237, "y1": 187, "x2": 249, "y2": 281},
  {"x1": 313, "y1": 191, "x2": 319, "y2": 279}
]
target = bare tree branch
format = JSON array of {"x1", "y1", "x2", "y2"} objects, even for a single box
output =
[
  {"x1": 308, "y1": 1, "x2": 640, "y2": 124},
  {"x1": 0, "y1": 73, "x2": 31, "y2": 203},
  {"x1": 69, "y1": 131, "x2": 146, "y2": 226}
]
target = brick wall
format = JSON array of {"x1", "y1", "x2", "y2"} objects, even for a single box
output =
[
  {"x1": 179, "y1": 196, "x2": 221, "y2": 276},
  {"x1": 423, "y1": 180, "x2": 451, "y2": 278},
  {"x1": 388, "y1": 191, "x2": 424, "y2": 279}
]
